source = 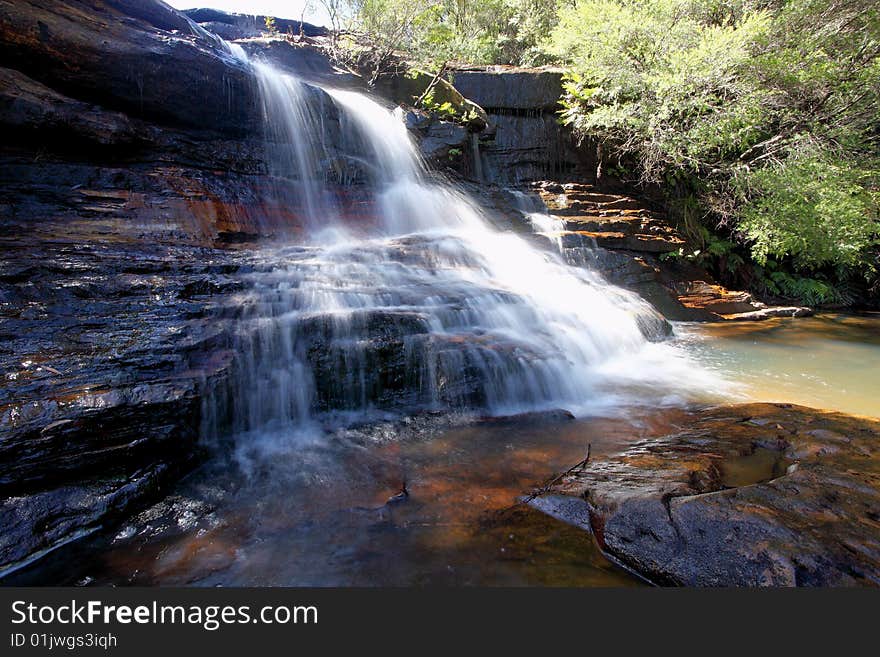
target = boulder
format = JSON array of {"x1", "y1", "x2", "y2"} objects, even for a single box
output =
[{"x1": 535, "y1": 403, "x2": 880, "y2": 586}]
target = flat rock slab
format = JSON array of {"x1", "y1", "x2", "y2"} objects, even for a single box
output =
[{"x1": 537, "y1": 403, "x2": 880, "y2": 586}]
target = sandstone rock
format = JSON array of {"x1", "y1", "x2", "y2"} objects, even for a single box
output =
[
  {"x1": 0, "y1": 0, "x2": 258, "y2": 135},
  {"x1": 536, "y1": 403, "x2": 880, "y2": 586},
  {"x1": 723, "y1": 306, "x2": 814, "y2": 321},
  {"x1": 449, "y1": 68, "x2": 564, "y2": 112},
  {"x1": 183, "y1": 8, "x2": 328, "y2": 40}
]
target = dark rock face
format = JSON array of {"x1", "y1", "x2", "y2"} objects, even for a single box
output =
[
  {"x1": 451, "y1": 69, "x2": 564, "y2": 112},
  {"x1": 298, "y1": 309, "x2": 489, "y2": 412},
  {"x1": 0, "y1": 1, "x2": 258, "y2": 136},
  {"x1": 183, "y1": 8, "x2": 328, "y2": 41},
  {"x1": 537, "y1": 403, "x2": 880, "y2": 586},
  {"x1": 404, "y1": 111, "x2": 470, "y2": 166},
  {"x1": 0, "y1": 67, "x2": 145, "y2": 147},
  {"x1": 448, "y1": 68, "x2": 586, "y2": 183},
  {"x1": 238, "y1": 38, "x2": 362, "y2": 87},
  {"x1": 0, "y1": 465, "x2": 175, "y2": 576},
  {"x1": 0, "y1": 0, "x2": 359, "y2": 576}
]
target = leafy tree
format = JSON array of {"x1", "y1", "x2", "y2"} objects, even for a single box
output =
[
  {"x1": 347, "y1": 0, "x2": 563, "y2": 67},
  {"x1": 550, "y1": 0, "x2": 880, "y2": 302}
]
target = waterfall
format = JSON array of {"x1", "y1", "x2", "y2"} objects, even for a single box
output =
[{"x1": 213, "y1": 55, "x2": 727, "y2": 447}]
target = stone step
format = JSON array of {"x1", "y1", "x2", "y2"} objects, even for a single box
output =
[
  {"x1": 562, "y1": 218, "x2": 638, "y2": 233},
  {"x1": 544, "y1": 204, "x2": 650, "y2": 218},
  {"x1": 540, "y1": 193, "x2": 644, "y2": 210},
  {"x1": 562, "y1": 216, "x2": 677, "y2": 236},
  {"x1": 531, "y1": 181, "x2": 596, "y2": 194},
  {"x1": 555, "y1": 230, "x2": 684, "y2": 253}
]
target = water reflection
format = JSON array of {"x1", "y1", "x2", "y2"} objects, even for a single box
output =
[
  {"x1": 679, "y1": 313, "x2": 880, "y2": 418},
  {"x1": 9, "y1": 410, "x2": 693, "y2": 586}
]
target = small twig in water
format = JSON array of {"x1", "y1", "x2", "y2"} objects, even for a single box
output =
[{"x1": 520, "y1": 443, "x2": 592, "y2": 505}]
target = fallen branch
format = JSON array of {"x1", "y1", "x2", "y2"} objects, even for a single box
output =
[
  {"x1": 414, "y1": 61, "x2": 448, "y2": 109},
  {"x1": 520, "y1": 443, "x2": 591, "y2": 505}
]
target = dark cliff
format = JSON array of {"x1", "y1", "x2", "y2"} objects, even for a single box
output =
[
  {"x1": 0, "y1": 0, "x2": 356, "y2": 575},
  {"x1": 449, "y1": 67, "x2": 588, "y2": 183}
]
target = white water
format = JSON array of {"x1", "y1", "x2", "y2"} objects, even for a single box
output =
[{"x1": 215, "y1": 55, "x2": 730, "y2": 446}]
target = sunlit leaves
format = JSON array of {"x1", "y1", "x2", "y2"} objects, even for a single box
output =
[
  {"x1": 736, "y1": 150, "x2": 880, "y2": 269},
  {"x1": 549, "y1": 0, "x2": 880, "y2": 296}
]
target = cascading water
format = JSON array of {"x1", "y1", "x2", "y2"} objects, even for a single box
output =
[
  {"x1": 509, "y1": 190, "x2": 566, "y2": 250},
  {"x1": 214, "y1": 54, "x2": 728, "y2": 449}
]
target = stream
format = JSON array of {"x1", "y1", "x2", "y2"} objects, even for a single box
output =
[
  {"x1": 681, "y1": 313, "x2": 880, "y2": 419},
  {"x1": 7, "y1": 313, "x2": 877, "y2": 586}
]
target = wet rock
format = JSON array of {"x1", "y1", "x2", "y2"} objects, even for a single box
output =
[
  {"x1": 0, "y1": 67, "x2": 146, "y2": 148},
  {"x1": 537, "y1": 403, "x2": 880, "y2": 586},
  {"x1": 0, "y1": 464, "x2": 177, "y2": 578},
  {"x1": 450, "y1": 68, "x2": 564, "y2": 112},
  {"x1": 0, "y1": 232, "x2": 243, "y2": 575},
  {"x1": 418, "y1": 121, "x2": 469, "y2": 162},
  {"x1": 514, "y1": 182, "x2": 810, "y2": 322},
  {"x1": 478, "y1": 409, "x2": 576, "y2": 426},
  {"x1": 238, "y1": 38, "x2": 361, "y2": 87},
  {"x1": 1, "y1": 382, "x2": 200, "y2": 493},
  {"x1": 183, "y1": 8, "x2": 328, "y2": 40},
  {"x1": 298, "y1": 310, "x2": 488, "y2": 411}
]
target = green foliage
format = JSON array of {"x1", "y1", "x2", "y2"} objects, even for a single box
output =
[
  {"x1": 349, "y1": 0, "x2": 563, "y2": 66},
  {"x1": 264, "y1": 16, "x2": 278, "y2": 35},
  {"x1": 549, "y1": 0, "x2": 880, "y2": 304},
  {"x1": 419, "y1": 92, "x2": 458, "y2": 119},
  {"x1": 734, "y1": 149, "x2": 880, "y2": 270},
  {"x1": 755, "y1": 261, "x2": 850, "y2": 306},
  {"x1": 662, "y1": 226, "x2": 746, "y2": 275},
  {"x1": 550, "y1": 0, "x2": 774, "y2": 179}
]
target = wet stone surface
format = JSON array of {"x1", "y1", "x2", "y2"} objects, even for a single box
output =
[
  {"x1": 0, "y1": 237, "x2": 245, "y2": 575},
  {"x1": 539, "y1": 403, "x2": 880, "y2": 586}
]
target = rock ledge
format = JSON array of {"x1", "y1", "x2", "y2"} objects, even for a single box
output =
[{"x1": 533, "y1": 403, "x2": 880, "y2": 586}]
